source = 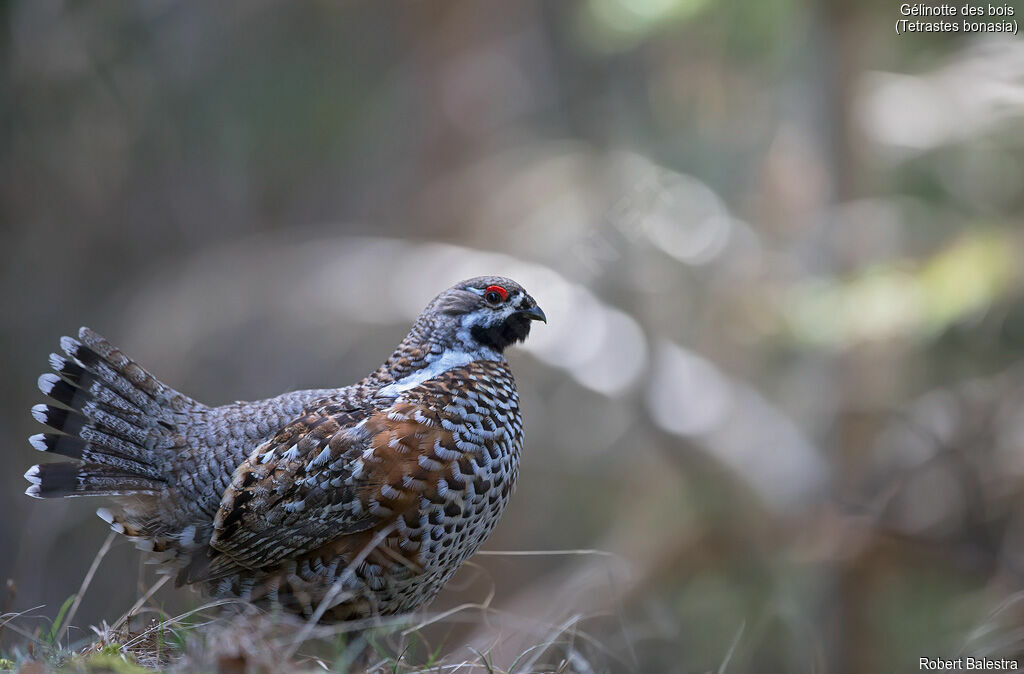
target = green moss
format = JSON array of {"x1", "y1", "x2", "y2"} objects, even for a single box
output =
[{"x1": 57, "y1": 651, "x2": 154, "y2": 674}]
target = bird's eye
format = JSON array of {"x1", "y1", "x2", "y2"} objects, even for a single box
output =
[{"x1": 484, "y1": 285, "x2": 508, "y2": 304}]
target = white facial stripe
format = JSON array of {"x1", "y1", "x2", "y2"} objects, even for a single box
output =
[{"x1": 378, "y1": 349, "x2": 499, "y2": 398}]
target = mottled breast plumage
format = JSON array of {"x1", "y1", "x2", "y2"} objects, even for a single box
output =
[{"x1": 192, "y1": 360, "x2": 522, "y2": 617}]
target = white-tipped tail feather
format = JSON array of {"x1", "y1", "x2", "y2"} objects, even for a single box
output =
[
  {"x1": 24, "y1": 465, "x2": 41, "y2": 485},
  {"x1": 23, "y1": 327, "x2": 192, "y2": 499},
  {"x1": 30, "y1": 404, "x2": 48, "y2": 424},
  {"x1": 24, "y1": 466, "x2": 41, "y2": 498},
  {"x1": 59, "y1": 336, "x2": 77, "y2": 356},
  {"x1": 47, "y1": 353, "x2": 65, "y2": 371},
  {"x1": 37, "y1": 373, "x2": 59, "y2": 396}
]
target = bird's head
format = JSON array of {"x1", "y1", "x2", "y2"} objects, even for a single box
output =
[{"x1": 418, "y1": 276, "x2": 546, "y2": 356}]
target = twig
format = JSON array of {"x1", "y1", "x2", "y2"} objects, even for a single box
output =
[
  {"x1": 475, "y1": 549, "x2": 617, "y2": 558},
  {"x1": 0, "y1": 605, "x2": 46, "y2": 631},
  {"x1": 717, "y1": 620, "x2": 745, "y2": 674},
  {"x1": 1, "y1": 619, "x2": 50, "y2": 647},
  {"x1": 62, "y1": 531, "x2": 116, "y2": 646},
  {"x1": 0, "y1": 605, "x2": 50, "y2": 649},
  {"x1": 119, "y1": 599, "x2": 244, "y2": 650},
  {"x1": 110, "y1": 575, "x2": 171, "y2": 633},
  {"x1": 283, "y1": 522, "x2": 398, "y2": 661},
  {"x1": 516, "y1": 614, "x2": 583, "y2": 674},
  {"x1": 401, "y1": 600, "x2": 495, "y2": 637}
]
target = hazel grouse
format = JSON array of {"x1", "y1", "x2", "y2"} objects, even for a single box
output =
[{"x1": 24, "y1": 276, "x2": 545, "y2": 621}]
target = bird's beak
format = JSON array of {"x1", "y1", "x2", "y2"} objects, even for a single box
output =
[{"x1": 516, "y1": 305, "x2": 547, "y2": 323}]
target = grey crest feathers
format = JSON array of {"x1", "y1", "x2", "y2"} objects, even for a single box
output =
[{"x1": 24, "y1": 276, "x2": 544, "y2": 620}]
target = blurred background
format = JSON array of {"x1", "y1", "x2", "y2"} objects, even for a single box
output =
[{"x1": 4, "y1": 1, "x2": 1024, "y2": 671}]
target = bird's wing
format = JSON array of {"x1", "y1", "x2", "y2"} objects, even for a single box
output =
[{"x1": 194, "y1": 387, "x2": 467, "y2": 581}]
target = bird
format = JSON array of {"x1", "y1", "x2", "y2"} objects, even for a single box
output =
[{"x1": 23, "y1": 276, "x2": 545, "y2": 621}]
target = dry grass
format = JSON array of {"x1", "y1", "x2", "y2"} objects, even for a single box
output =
[{"x1": 0, "y1": 542, "x2": 631, "y2": 674}]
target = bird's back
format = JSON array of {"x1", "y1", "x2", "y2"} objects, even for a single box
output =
[{"x1": 153, "y1": 386, "x2": 360, "y2": 556}]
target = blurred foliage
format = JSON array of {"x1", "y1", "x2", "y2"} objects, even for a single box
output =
[{"x1": 786, "y1": 228, "x2": 1019, "y2": 347}]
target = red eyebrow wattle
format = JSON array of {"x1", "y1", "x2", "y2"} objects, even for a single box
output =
[{"x1": 485, "y1": 285, "x2": 508, "y2": 301}]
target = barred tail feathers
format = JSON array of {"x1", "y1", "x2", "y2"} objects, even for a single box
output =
[{"x1": 25, "y1": 327, "x2": 200, "y2": 499}]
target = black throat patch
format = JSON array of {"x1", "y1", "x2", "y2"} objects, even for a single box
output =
[{"x1": 470, "y1": 315, "x2": 532, "y2": 352}]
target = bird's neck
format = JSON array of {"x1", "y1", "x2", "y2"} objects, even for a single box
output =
[{"x1": 363, "y1": 328, "x2": 503, "y2": 390}]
